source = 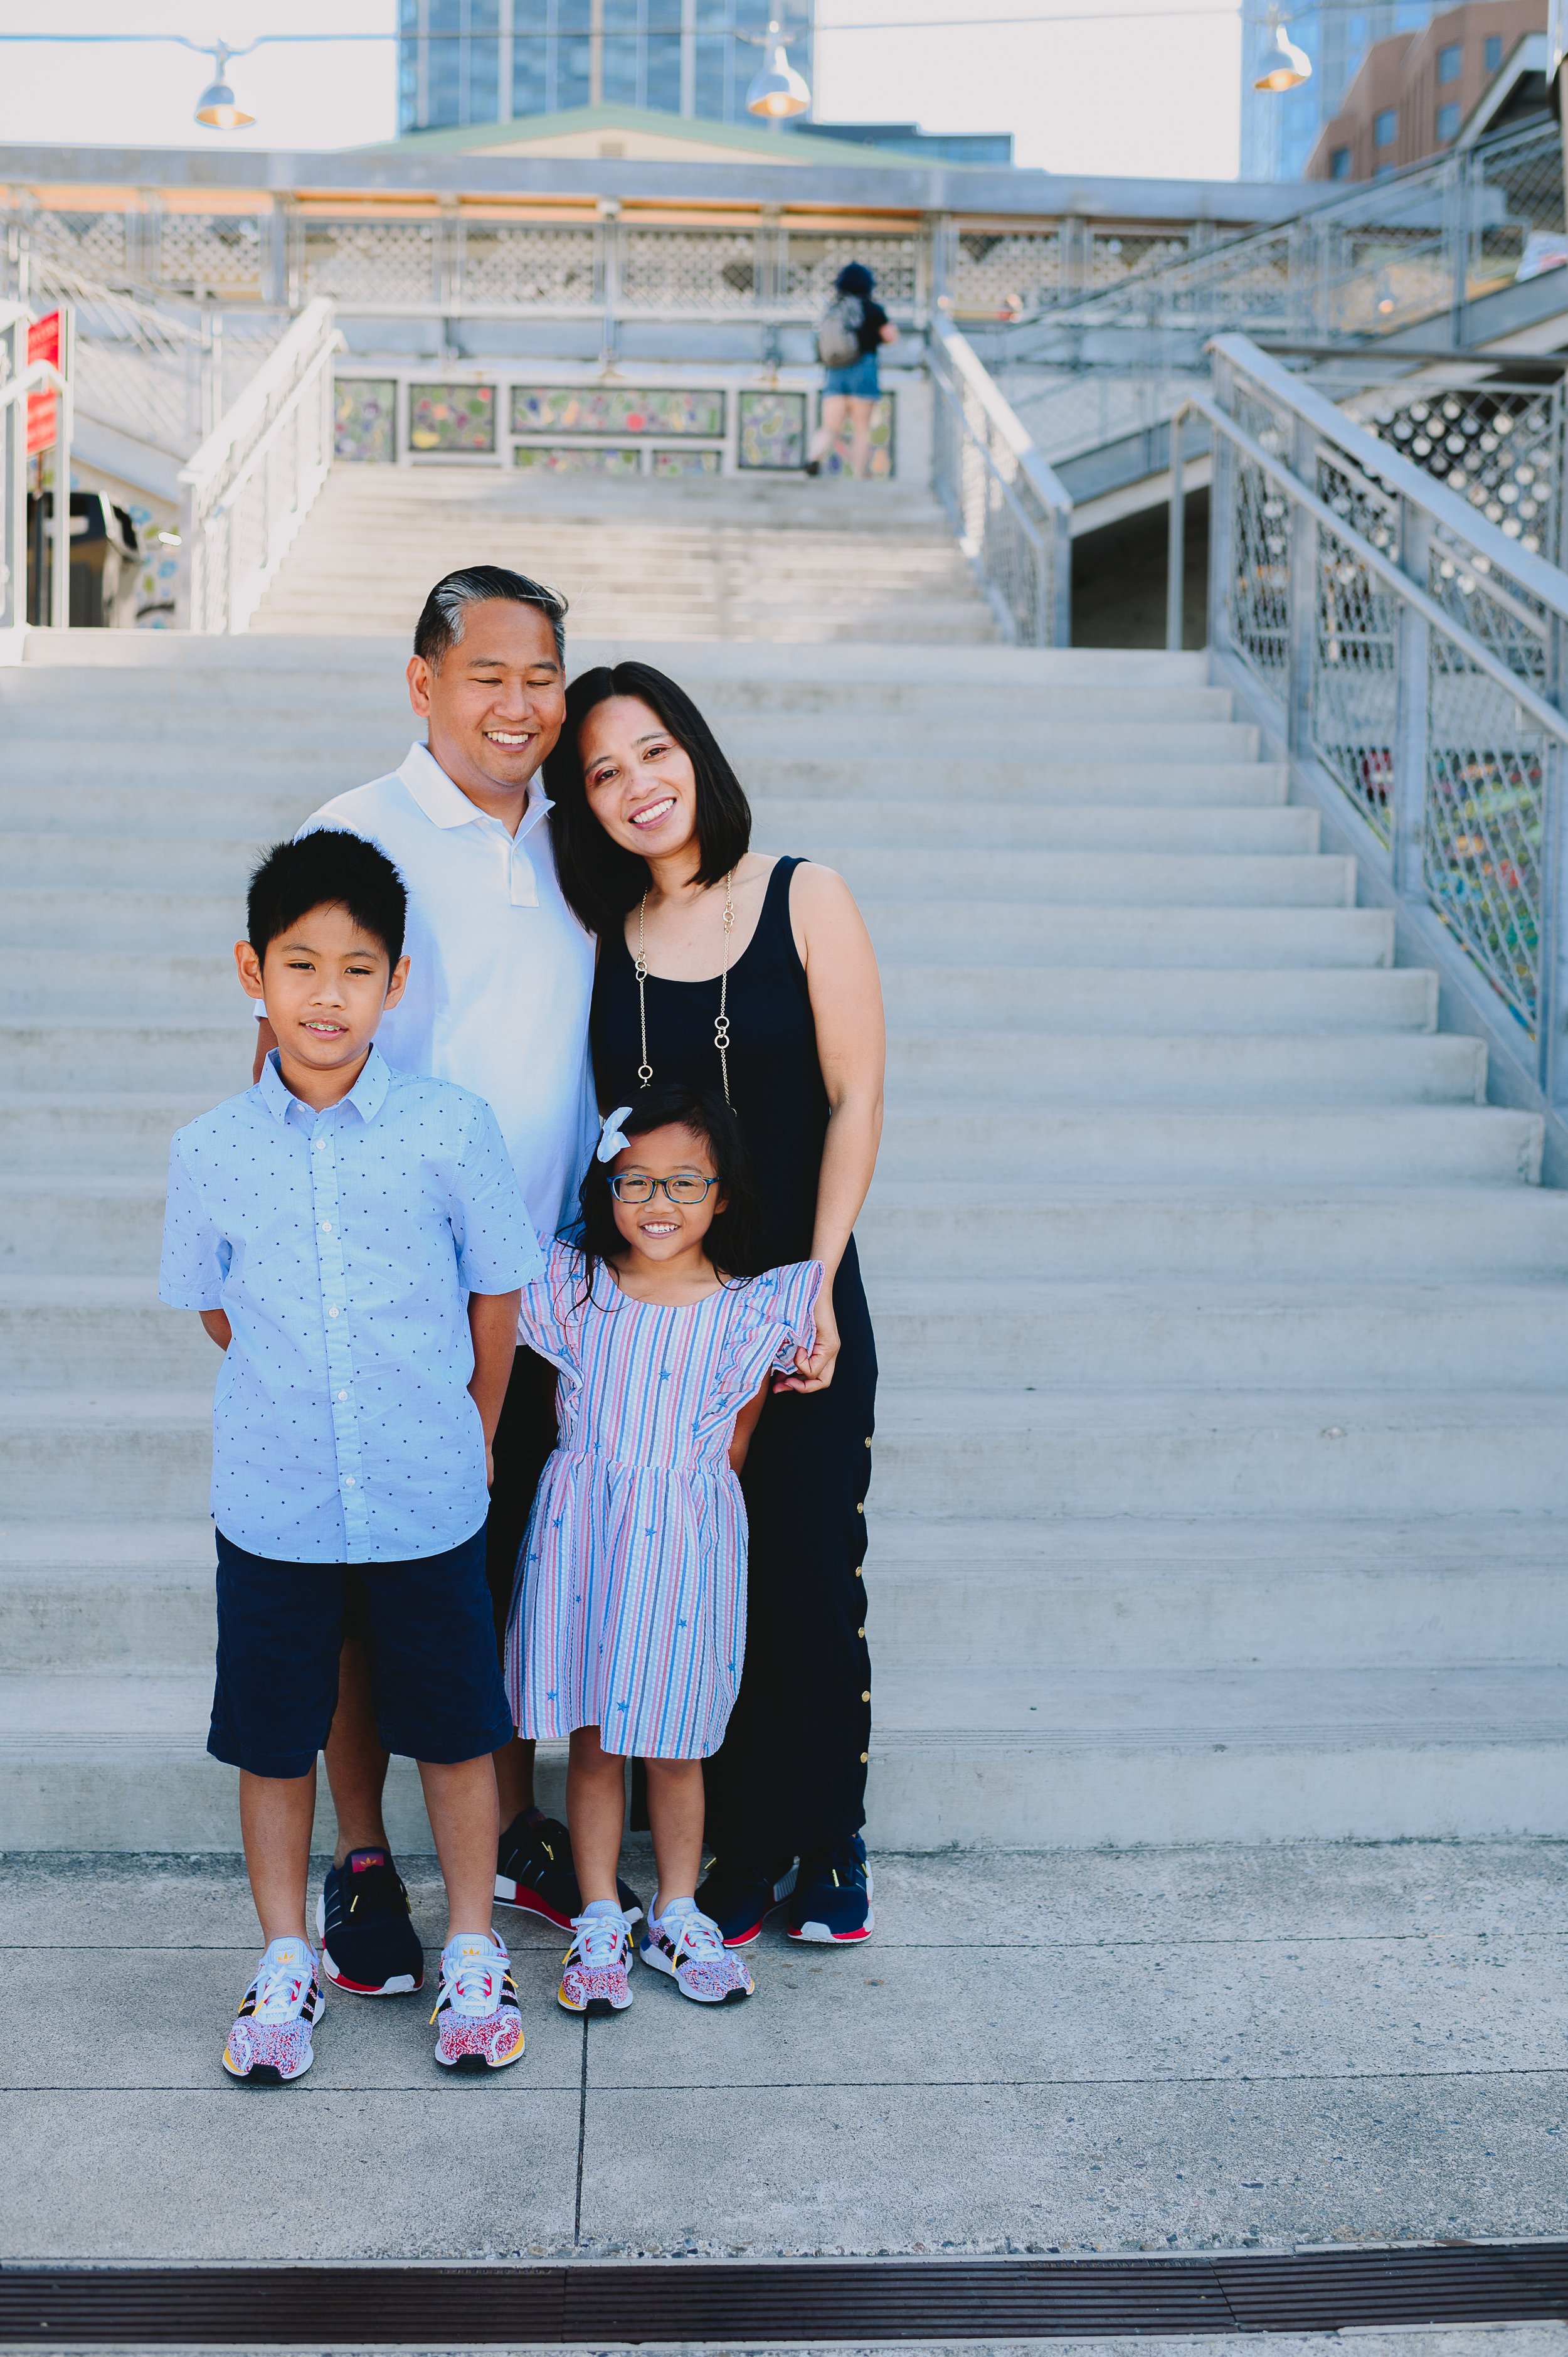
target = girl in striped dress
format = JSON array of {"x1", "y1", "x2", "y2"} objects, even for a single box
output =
[{"x1": 505, "y1": 1083, "x2": 821, "y2": 2013}]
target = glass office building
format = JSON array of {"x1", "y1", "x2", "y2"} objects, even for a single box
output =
[
  {"x1": 1239, "y1": 1, "x2": 1439, "y2": 177},
  {"x1": 397, "y1": 0, "x2": 811, "y2": 132}
]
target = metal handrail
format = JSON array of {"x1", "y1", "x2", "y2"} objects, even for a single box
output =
[
  {"x1": 179, "y1": 298, "x2": 340, "y2": 634},
  {"x1": 929, "y1": 318, "x2": 1072, "y2": 648},
  {"x1": 1190, "y1": 329, "x2": 1568, "y2": 1122}
]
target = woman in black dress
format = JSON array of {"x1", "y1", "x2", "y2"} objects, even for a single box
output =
[{"x1": 545, "y1": 661, "x2": 884, "y2": 1945}]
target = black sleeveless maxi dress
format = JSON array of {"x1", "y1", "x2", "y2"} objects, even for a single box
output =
[{"x1": 591, "y1": 856, "x2": 876, "y2": 1862}]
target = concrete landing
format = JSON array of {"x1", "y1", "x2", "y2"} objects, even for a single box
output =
[{"x1": 4, "y1": 1840, "x2": 1567, "y2": 2266}]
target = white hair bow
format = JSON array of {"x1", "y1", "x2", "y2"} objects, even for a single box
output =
[{"x1": 596, "y1": 1105, "x2": 634, "y2": 1164}]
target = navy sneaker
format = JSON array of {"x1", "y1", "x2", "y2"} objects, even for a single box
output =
[
  {"x1": 493, "y1": 1807, "x2": 642, "y2": 1931},
  {"x1": 694, "y1": 1854, "x2": 798, "y2": 1948},
  {"x1": 787, "y1": 1836, "x2": 874, "y2": 1944},
  {"x1": 315, "y1": 1848, "x2": 425, "y2": 1995}
]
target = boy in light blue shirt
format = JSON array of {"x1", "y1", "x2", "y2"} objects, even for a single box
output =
[{"x1": 160, "y1": 829, "x2": 542, "y2": 2083}]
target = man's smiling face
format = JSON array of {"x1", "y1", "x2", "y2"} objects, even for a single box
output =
[{"x1": 406, "y1": 597, "x2": 566, "y2": 821}]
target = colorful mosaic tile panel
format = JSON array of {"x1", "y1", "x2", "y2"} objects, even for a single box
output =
[
  {"x1": 511, "y1": 386, "x2": 726, "y2": 438},
  {"x1": 514, "y1": 445, "x2": 642, "y2": 475},
  {"x1": 408, "y1": 385, "x2": 495, "y2": 454},
  {"x1": 335, "y1": 379, "x2": 396, "y2": 464},
  {"x1": 651, "y1": 449, "x2": 722, "y2": 477},
  {"x1": 818, "y1": 390, "x2": 896, "y2": 478},
  {"x1": 738, "y1": 390, "x2": 808, "y2": 471}
]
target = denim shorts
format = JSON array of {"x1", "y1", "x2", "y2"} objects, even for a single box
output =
[
  {"x1": 824, "y1": 350, "x2": 880, "y2": 399},
  {"x1": 208, "y1": 1523, "x2": 514, "y2": 1779}
]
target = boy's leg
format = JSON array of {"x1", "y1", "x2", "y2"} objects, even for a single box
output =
[
  {"x1": 419, "y1": 1755, "x2": 500, "y2": 1940},
  {"x1": 239, "y1": 1765, "x2": 317, "y2": 1944},
  {"x1": 566, "y1": 1725, "x2": 630, "y2": 1904},
  {"x1": 644, "y1": 1758, "x2": 706, "y2": 1913}
]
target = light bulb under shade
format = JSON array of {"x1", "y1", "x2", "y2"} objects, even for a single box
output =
[
  {"x1": 194, "y1": 78, "x2": 256, "y2": 130},
  {"x1": 1253, "y1": 23, "x2": 1311, "y2": 91},
  {"x1": 746, "y1": 44, "x2": 810, "y2": 119}
]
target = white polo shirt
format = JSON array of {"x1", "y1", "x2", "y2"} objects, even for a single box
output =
[{"x1": 297, "y1": 742, "x2": 597, "y2": 1239}]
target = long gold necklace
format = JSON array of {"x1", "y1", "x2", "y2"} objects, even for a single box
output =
[{"x1": 634, "y1": 869, "x2": 736, "y2": 1104}]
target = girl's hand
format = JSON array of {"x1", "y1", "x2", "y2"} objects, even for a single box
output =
[{"x1": 774, "y1": 1292, "x2": 839, "y2": 1394}]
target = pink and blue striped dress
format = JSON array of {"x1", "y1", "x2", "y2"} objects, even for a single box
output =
[{"x1": 505, "y1": 1242, "x2": 822, "y2": 1760}]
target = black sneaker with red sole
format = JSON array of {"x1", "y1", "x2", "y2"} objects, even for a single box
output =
[
  {"x1": 493, "y1": 1808, "x2": 642, "y2": 1930},
  {"x1": 315, "y1": 1848, "x2": 425, "y2": 1994},
  {"x1": 694, "y1": 1854, "x2": 798, "y2": 1947}
]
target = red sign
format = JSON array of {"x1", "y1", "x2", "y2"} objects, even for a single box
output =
[{"x1": 26, "y1": 311, "x2": 60, "y2": 455}]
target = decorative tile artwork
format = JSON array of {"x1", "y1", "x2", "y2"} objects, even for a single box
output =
[
  {"x1": 335, "y1": 379, "x2": 396, "y2": 464},
  {"x1": 652, "y1": 449, "x2": 722, "y2": 477},
  {"x1": 738, "y1": 390, "x2": 808, "y2": 471},
  {"x1": 408, "y1": 385, "x2": 495, "y2": 454},
  {"x1": 513, "y1": 445, "x2": 642, "y2": 475},
  {"x1": 511, "y1": 386, "x2": 726, "y2": 438},
  {"x1": 817, "y1": 390, "x2": 896, "y2": 477}
]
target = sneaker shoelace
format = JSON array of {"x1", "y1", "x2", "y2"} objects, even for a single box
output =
[
  {"x1": 250, "y1": 1947, "x2": 313, "y2": 2023},
  {"x1": 809, "y1": 1841, "x2": 867, "y2": 1891},
  {"x1": 662, "y1": 1908, "x2": 726, "y2": 1967},
  {"x1": 570, "y1": 1908, "x2": 635, "y2": 1966},
  {"x1": 346, "y1": 1862, "x2": 405, "y2": 1918},
  {"x1": 435, "y1": 1940, "x2": 503, "y2": 2020}
]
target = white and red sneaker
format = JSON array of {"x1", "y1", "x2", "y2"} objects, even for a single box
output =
[
  {"x1": 431, "y1": 1930, "x2": 525, "y2": 2072},
  {"x1": 222, "y1": 1937, "x2": 324, "y2": 2085},
  {"x1": 558, "y1": 1903, "x2": 637, "y2": 2016},
  {"x1": 640, "y1": 1898, "x2": 754, "y2": 2004}
]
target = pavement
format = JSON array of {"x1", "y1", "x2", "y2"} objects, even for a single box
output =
[{"x1": 4, "y1": 1837, "x2": 1568, "y2": 2287}]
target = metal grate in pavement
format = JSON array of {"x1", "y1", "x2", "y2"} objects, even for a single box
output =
[{"x1": 2, "y1": 2244, "x2": 1567, "y2": 2344}]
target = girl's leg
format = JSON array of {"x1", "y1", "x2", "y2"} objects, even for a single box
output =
[
  {"x1": 644, "y1": 1757, "x2": 706, "y2": 1913},
  {"x1": 566, "y1": 1723, "x2": 630, "y2": 1905},
  {"x1": 418, "y1": 1753, "x2": 501, "y2": 1940},
  {"x1": 238, "y1": 1764, "x2": 317, "y2": 1945},
  {"x1": 809, "y1": 393, "x2": 849, "y2": 466},
  {"x1": 847, "y1": 396, "x2": 875, "y2": 479}
]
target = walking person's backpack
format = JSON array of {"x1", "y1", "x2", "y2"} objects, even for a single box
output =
[{"x1": 816, "y1": 293, "x2": 864, "y2": 370}]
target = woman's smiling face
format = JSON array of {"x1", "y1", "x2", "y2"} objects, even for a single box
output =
[{"x1": 579, "y1": 695, "x2": 699, "y2": 863}]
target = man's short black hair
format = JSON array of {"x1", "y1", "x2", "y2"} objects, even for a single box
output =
[
  {"x1": 413, "y1": 564, "x2": 568, "y2": 670},
  {"x1": 247, "y1": 831, "x2": 408, "y2": 968}
]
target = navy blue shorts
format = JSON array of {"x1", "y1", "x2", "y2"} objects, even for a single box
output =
[{"x1": 208, "y1": 1524, "x2": 515, "y2": 1780}]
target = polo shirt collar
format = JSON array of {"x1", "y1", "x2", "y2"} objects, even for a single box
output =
[
  {"x1": 398, "y1": 741, "x2": 553, "y2": 842},
  {"x1": 257, "y1": 1044, "x2": 391, "y2": 1127}
]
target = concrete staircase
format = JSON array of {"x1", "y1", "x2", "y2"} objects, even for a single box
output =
[
  {"x1": 250, "y1": 467, "x2": 1001, "y2": 644},
  {"x1": 4, "y1": 626, "x2": 1567, "y2": 1851}
]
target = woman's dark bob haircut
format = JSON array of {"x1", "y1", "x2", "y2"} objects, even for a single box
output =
[
  {"x1": 571, "y1": 1081, "x2": 766, "y2": 1299},
  {"x1": 546, "y1": 661, "x2": 752, "y2": 938}
]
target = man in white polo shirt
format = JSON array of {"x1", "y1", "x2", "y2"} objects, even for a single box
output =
[{"x1": 252, "y1": 565, "x2": 632, "y2": 1999}]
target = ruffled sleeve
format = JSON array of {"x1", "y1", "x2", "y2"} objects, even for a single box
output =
[
  {"x1": 761, "y1": 1258, "x2": 823, "y2": 1373},
  {"x1": 514, "y1": 1238, "x2": 589, "y2": 1375},
  {"x1": 716, "y1": 1258, "x2": 823, "y2": 1402}
]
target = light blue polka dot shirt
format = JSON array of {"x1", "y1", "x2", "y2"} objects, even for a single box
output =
[{"x1": 159, "y1": 1047, "x2": 543, "y2": 1565}]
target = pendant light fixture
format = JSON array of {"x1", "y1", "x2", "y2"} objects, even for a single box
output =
[
  {"x1": 746, "y1": 23, "x2": 811, "y2": 120},
  {"x1": 194, "y1": 42, "x2": 257, "y2": 130},
  {"x1": 1253, "y1": 16, "x2": 1312, "y2": 92}
]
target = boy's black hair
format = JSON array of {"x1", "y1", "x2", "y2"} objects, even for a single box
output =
[
  {"x1": 246, "y1": 831, "x2": 409, "y2": 969},
  {"x1": 546, "y1": 660, "x2": 753, "y2": 938},
  {"x1": 571, "y1": 1082, "x2": 766, "y2": 1302}
]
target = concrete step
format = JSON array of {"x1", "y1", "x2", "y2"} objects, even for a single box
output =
[
  {"x1": 875, "y1": 1105, "x2": 1543, "y2": 1184},
  {"x1": 862, "y1": 905, "x2": 1392, "y2": 966},
  {"x1": 6, "y1": 1383, "x2": 1567, "y2": 1521},
  {"x1": 845, "y1": 851, "x2": 1353, "y2": 907},
  {"x1": 8, "y1": 1512, "x2": 1562, "y2": 1681},
  {"x1": 856, "y1": 1183, "x2": 1568, "y2": 1280},
  {"x1": 0, "y1": 1097, "x2": 209, "y2": 1175},
  {"x1": 883, "y1": 1031, "x2": 1485, "y2": 1105},
  {"x1": 865, "y1": 1515, "x2": 1568, "y2": 1673},
  {"x1": 877, "y1": 966, "x2": 1437, "y2": 1032},
  {"x1": 870, "y1": 1387, "x2": 1568, "y2": 1519},
  {"x1": 3, "y1": 1660, "x2": 1565, "y2": 1848},
  {"x1": 0, "y1": 1016, "x2": 253, "y2": 1085},
  {"x1": 6, "y1": 1272, "x2": 1563, "y2": 1391}
]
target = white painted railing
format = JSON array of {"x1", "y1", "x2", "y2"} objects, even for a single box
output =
[
  {"x1": 179, "y1": 299, "x2": 340, "y2": 634},
  {"x1": 929, "y1": 319, "x2": 1072, "y2": 648}
]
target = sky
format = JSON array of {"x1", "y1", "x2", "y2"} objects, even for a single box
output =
[{"x1": 0, "y1": 0, "x2": 1243, "y2": 181}]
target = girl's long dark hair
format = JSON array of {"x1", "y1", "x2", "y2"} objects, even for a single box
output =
[
  {"x1": 568, "y1": 1082, "x2": 766, "y2": 1305},
  {"x1": 546, "y1": 661, "x2": 752, "y2": 938}
]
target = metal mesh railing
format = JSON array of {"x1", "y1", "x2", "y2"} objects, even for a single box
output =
[
  {"x1": 1203, "y1": 333, "x2": 1568, "y2": 1084},
  {"x1": 929, "y1": 321, "x2": 1071, "y2": 647}
]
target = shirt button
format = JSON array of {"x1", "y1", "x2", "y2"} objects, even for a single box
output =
[
  {"x1": 337, "y1": 1390, "x2": 348, "y2": 1402},
  {"x1": 344, "y1": 1477, "x2": 356, "y2": 1489},
  {"x1": 857, "y1": 1626, "x2": 866, "y2": 1639},
  {"x1": 855, "y1": 1503, "x2": 864, "y2": 1515},
  {"x1": 859, "y1": 1751, "x2": 869, "y2": 1765},
  {"x1": 320, "y1": 1221, "x2": 332, "y2": 1234},
  {"x1": 861, "y1": 1689, "x2": 871, "y2": 1702},
  {"x1": 328, "y1": 1306, "x2": 339, "y2": 1319},
  {"x1": 314, "y1": 1139, "x2": 327, "y2": 1153}
]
